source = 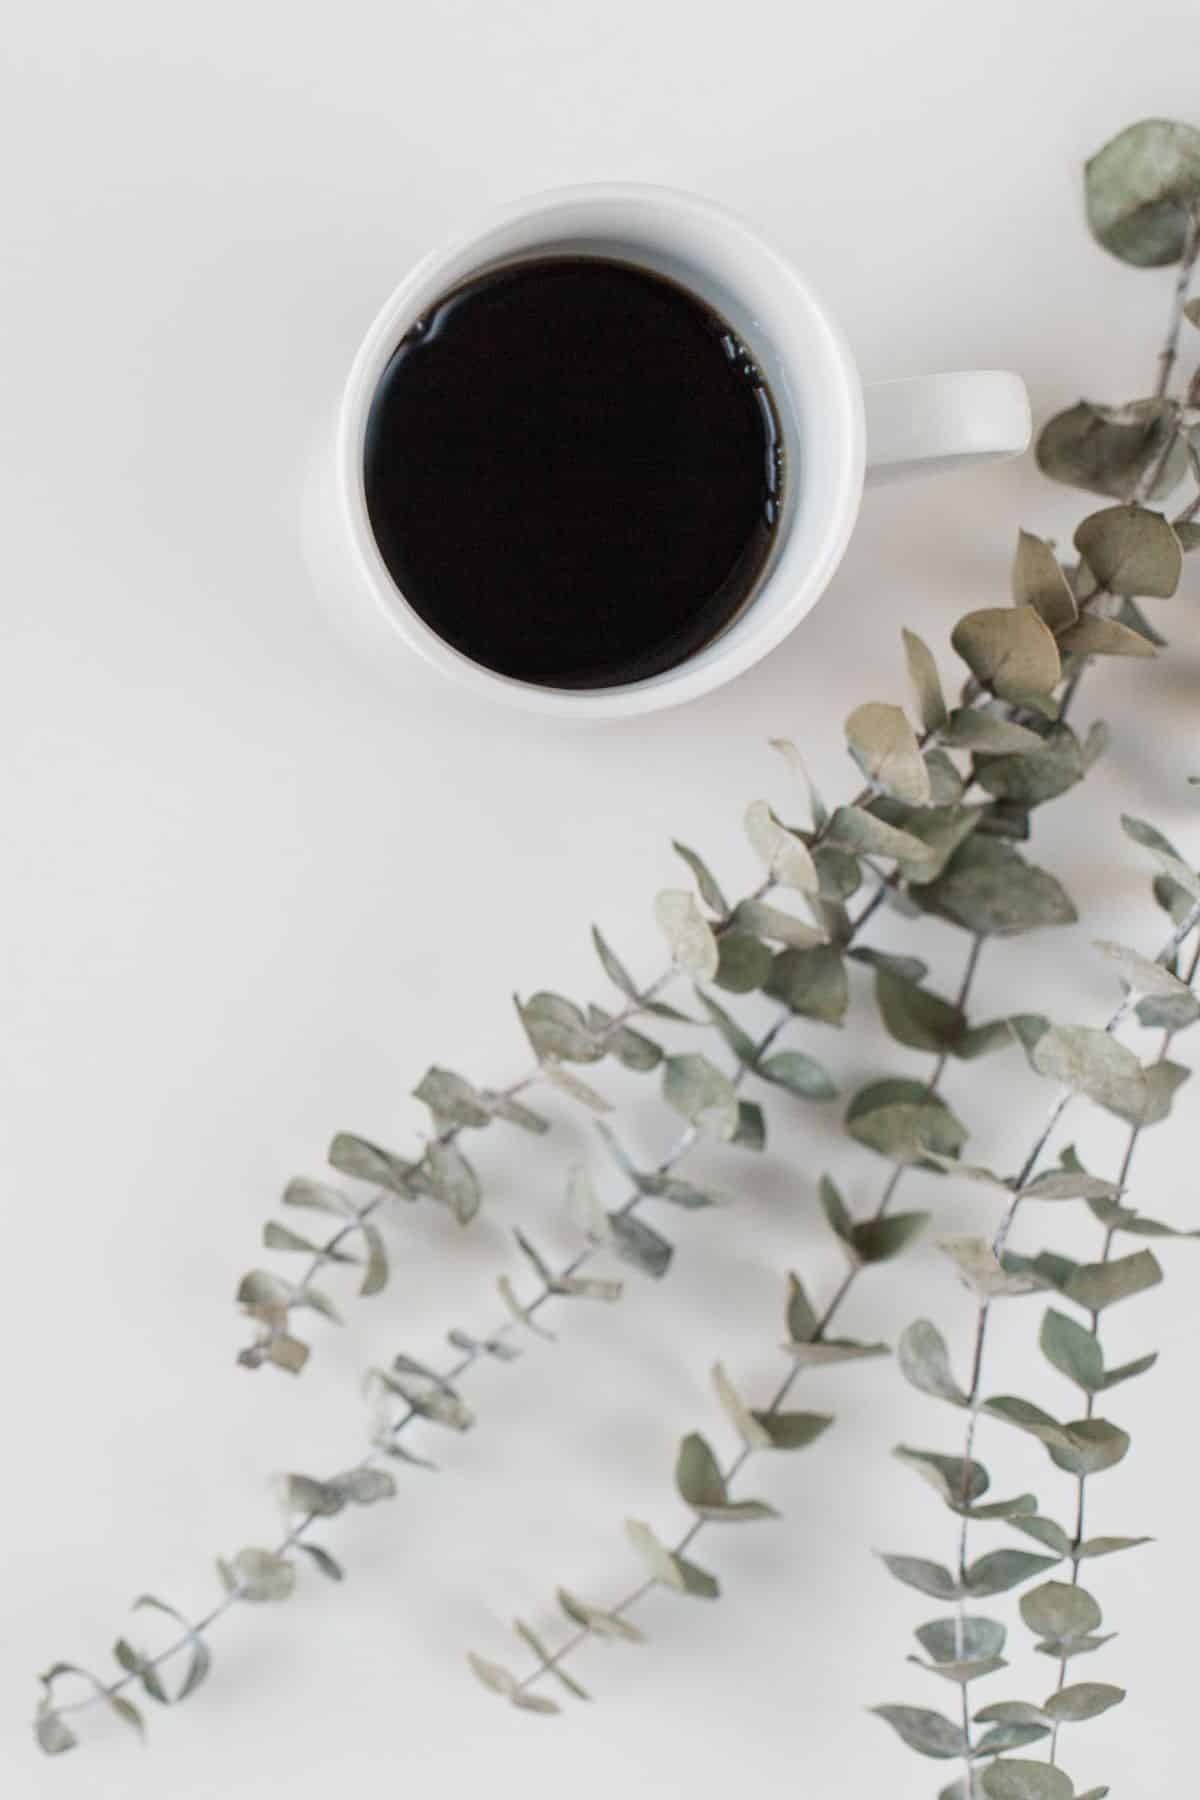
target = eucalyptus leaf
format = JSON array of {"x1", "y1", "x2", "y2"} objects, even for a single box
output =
[
  {"x1": 1074, "y1": 504, "x2": 1183, "y2": 596},
  {"x1": 826, "y1": 804, "x2": 935, "y2": 866},
  {"x1": 327, "y1": 1133, "x2": 419, "y2": 1197},
  {"x1": 894, "y1": 1446, "x2": 988, "y2": 1507},
  {"x1": 556, "y1": 1587, "x2": 645, "y2": 1644},
  {"x1": 298, "y1": 1543, "x2": 344, "y2": 1583},
  {"x1": 1042, "y1": 1681, "x2": 1125, "y2": 1723},
  {"x1": 428, "y1": 1141, "x2": 481, "y2": 1226},
  {"x1": 227, "y1": 1548, "x2": 295, "y2": 1603},
  {"x1": 853, "y1": 1212, "x2": 929, "y2": 1263},
  {"x1": 608, "y1": 1210, "x2": 674, "y2": 1280},
  {"x1": 757, "y1": 1048, "x2": 838, "y2": 1101},
  {"x1": 282, "y1": 1177, "x2": 357, "y2": 1218},
  {"x1": 1058, "y1": 613, "x2": 1157, "y2": 658},
  {"x1": 1011, "y1": 1516, "x2": 1073, "y2": 1557},
  {"x1": 783, "y1": 1337, "x2": 889, "y2": 1366},
  {"x1": 518, "y1": 992, "x2": 604, "y2": 1063},
  {"x1": 591, "y1": 925, "x2": 641, "y2": 1001},
  {"x1": 765, "y1": 944, "x2": 849, "y2": 1023},
  {"x1": 982, "y1": 1761, "x2": 1073, "y2": 1800},
  {"x1": 1021, "y1": 1580, "x2": 1102, "y2": 1642},
  {"x1": 916, "y1": 1617, "x2": 1007, "y2": 1665},
  {"x1": 744, "y1": 800, "x2": 819, "y2": 891},
  {"x1": 732, "y1": 897, "x2": 826, "y2": 949},
  {"x1": 1122, "y1": 813, "x2": 1200, "y2": 898},
  {"x1": 879, "y1": 1553, "x2": 959, "y2": 1600},
  {"x1": 898, "y1": 1320, "x2": 969, "y2": 1406},
  {"x1": 1085, "y1": 117, "x2": 1200, "y2": 265},
  {"x1": 941, "y1": 711, "x2": 1046, "y2": 755},
  {"x1": 697, "y1": 992, "x2": 759, "y2": 1067},
  {"x1": 845, "y1": 701, "x2": 932, "y2": 804},
  {"x1": 975, "y1": 729, "x2": 1083, "y2": 808},
  {"x1": 671, "y1": 841, "x2": 729, "y2": 916},
  {"x1": 1012, "y1": 530, "x2": 1077, "y2": 630},
  {"x1": 654, "y1": 889, "x2": 720, "y2": 980},
  {"x1": 412, "y1": 1067, "x2": 493, "y2": 1130},
  {"x1": 1036, "y1": 396, "x2": 1187, "y2": 499},
  {"x1": 1029, "y1": 1024, "x2": 1147, "y2": 1119},
  {"x1": 845, "y1": 1078, "x2": 967, "y2": 1166},
  {"x1": 875, "y1": 970, "x2": 963, "y2": 1053},
  {"x1": 714, "y1": 930, "x2": 773, "y2": 994},
  {"x1": 662, "y1": 1053, "x2": 738, "y2": 1139},
  {"x1": 35, "y1": 1703, "x2": 77, "y2": 1756},
  {"x1": 625, "y1": 1519, "x2": 719, "y2": 1598},
  {"x1": 902, "y1": 627, "x2": 949, "y2": 731},
  {"x1": 1063, "y1": 1248, "x2": 1163, "y2": 1312},
  {"x1": 586, "y1": 1005, "x2": 663, "y2": 1071},
  {"x1": 1040, "y1": 1309, "x2": 1103, "y2": 1392},
  {"x1": 920, "y1": 838, "x2": 1077, "y2": 936},
  {"x1": 965, "y1": 1550, "x2": 1062, "y2": 1597},
  {"x1": 870, "y1": 1704, "x2": 967, "y2": 1759},
  {"x1": 751, "y1": 1409, "x2": 832, "y2": 1450},
  {"x1": 952, "y1": 607, "x2": 1061, "y2": 701},
  {"x1": 769, "y1": 735, "x2": 830, "y2": 829},
  {"x1": 712, "y1": 1361, "x2": 774, "y2": 1450}
]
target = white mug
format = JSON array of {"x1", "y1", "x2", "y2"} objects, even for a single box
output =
[{"x1": 327, "y1": 184, "x2": 1030, "y2": 720}]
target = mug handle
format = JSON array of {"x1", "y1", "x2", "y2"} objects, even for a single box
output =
[{"x1": 863, "y1": 370, "x2": 1031, "y2": 485}]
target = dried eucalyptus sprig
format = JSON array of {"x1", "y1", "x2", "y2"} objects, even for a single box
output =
[{"x1": 876, "y1": 860, "x2": 1200, "y2": 1800}]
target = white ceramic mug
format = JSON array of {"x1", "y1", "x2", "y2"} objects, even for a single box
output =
[{"x1": 329, "y1": 184, "x2": 1030, "y2": 719}]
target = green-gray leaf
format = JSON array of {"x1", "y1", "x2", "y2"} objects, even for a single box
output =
[
  {"x1": 1036, "y1": 397, "x2": 1187, "y2": 500},
  {"x1": 826, "y1": 804, "x2": 935, "y2": 866},
  {"x1": 876, "y1": 970, "x2": 963, "y2": 1053},
  {"x1": 765, "y1": 944, "x2": 849, "y2": 1023},
  {"x1": 625, "y1": 1519, "x2": 719, "y2": 1598},
  {"x1": 1021, "y1": 1579, "x2": 1102, "y2": 1642},
  {"x1": 952, "y1": 607, "x2": 1061, "y2": 701},
  {"x1": 428, "y1": 1141, "x2": 481, "y2": 1225},
  {"x1": 846, "y1": 1079, "x2": 967, "y2": 1166},
  {"x1": 870, "y1": 1704, "x2": 967, "y2": 1759},
  {"x1": 1029, "y1": 1024, "x2": 1147, "y2": 1119},
  {"x1": 785, "y1": 1271, "x2": 819, "y2": 1342},
  {"x1": 227, "y1": 1547, "x2": 295, "y2": 1603},
  {"x1": 1040, "y1": 1309, "x2": 1103, "y2": 1392},
  {"x1": 898, "y1": 1320, "x2": 968, "y2": 1405},
  {"x1": 591, "y1": 924, "x2": 641, "y2": 1000},
  {"x1": 845, "y1": 701, "x2": 931, "y2": 804},
  {"x1": 1063, "y1": 1249, "x2": 1163, "y2": 1312},
  {"x1": 662, "y1": 1053, "x2": 738, "y2": 1138},
  {"x1": 1042, "y1": 1681, "x2": 1125, "y2": 1723},
  {"x1": 902, "y1": 627, "x2": 949, "y2": 731},
  {"x1": 1074, "y1": 504, "x2": 1182, "y2": 597},
  {"x1": 917, "y1": 1616, "x2": 1006, "y2": 1665},
  {"x1": 744, "y1": 800, "x2": 819, "y2": 891},
  {"x1": 671, "y1": 840, "x2": 729, "y2": 916},
  {"x1": 965, "y1": 1550, "x2": 1061, "y2": 1597},
  {"x1": 327, "y1": 1133, "x2": 419, "y2": 1197},
  {"x1": 879, "y1": 1553, "x2": 959, "y2": 1600},
  {"x1": 919, "y1": 838, "x2": 1077, "y2": 936},
  {"x1": 608, "y1": 1210, "x2": 674, "y2": 1280},
  {"x1": 714, "y1": 930, "x2": 773, "y2": 994},
  {"x1": 982, "y1": 1761, "x2": 1073, "y2": 1800},
  {"x1": 1085, "y1": 117, "x2": 1200, "y2": 266},
  {"x1": 1011, "y1": 531, "x2": 1077, "y2": 630},
  {"x1": 518, "y1": 991, "x2": 604, "y2": 1063},
  {"x1": 757, "y1": 1048, "x2": 837, "y2": 1100},
  {"x1": 654, "y1": 889, "x2": 720, "y2": 980}
]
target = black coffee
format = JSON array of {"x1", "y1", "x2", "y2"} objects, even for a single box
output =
[{"x1": 363, "y1": 256, "x2": 783, "y2": 688}]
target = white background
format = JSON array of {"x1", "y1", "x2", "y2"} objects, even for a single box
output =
[{"x1": 4, "y1": 3, "x2": 1200, "y2": 1795}]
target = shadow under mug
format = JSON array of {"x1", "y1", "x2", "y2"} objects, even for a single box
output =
[{"x1": 329, "y1": 184, "x2": 1031, "y2": 720}]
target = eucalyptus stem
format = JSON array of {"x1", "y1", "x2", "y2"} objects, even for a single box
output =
[
  {"x1": 1041, "y1": 931, "x2": 1200, "y2": 1769},
  {"x1": 941, "y1": 903, "x2": 1200, "y2": 1788}
]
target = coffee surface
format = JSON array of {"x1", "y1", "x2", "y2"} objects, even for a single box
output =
[{"x1": 363, "y1": 256, "x2": 783, "y2": 688}]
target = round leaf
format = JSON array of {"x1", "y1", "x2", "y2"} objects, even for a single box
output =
[{"x1": 1085, "y1": 117, "x2": 1200, "y2": 265}]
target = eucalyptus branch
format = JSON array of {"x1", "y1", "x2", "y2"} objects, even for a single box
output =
[{"x1": 475, "y1": 938, "x2": 991, "y2": 1708}]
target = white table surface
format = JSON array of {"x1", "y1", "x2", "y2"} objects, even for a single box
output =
[{"x1": 5, "y1": 3, "x2": 1200, "y2": 1794}]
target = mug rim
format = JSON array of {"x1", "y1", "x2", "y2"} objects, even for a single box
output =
[{"x1": 334, "y1": 182, "x2": 866, "y2": 719}]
